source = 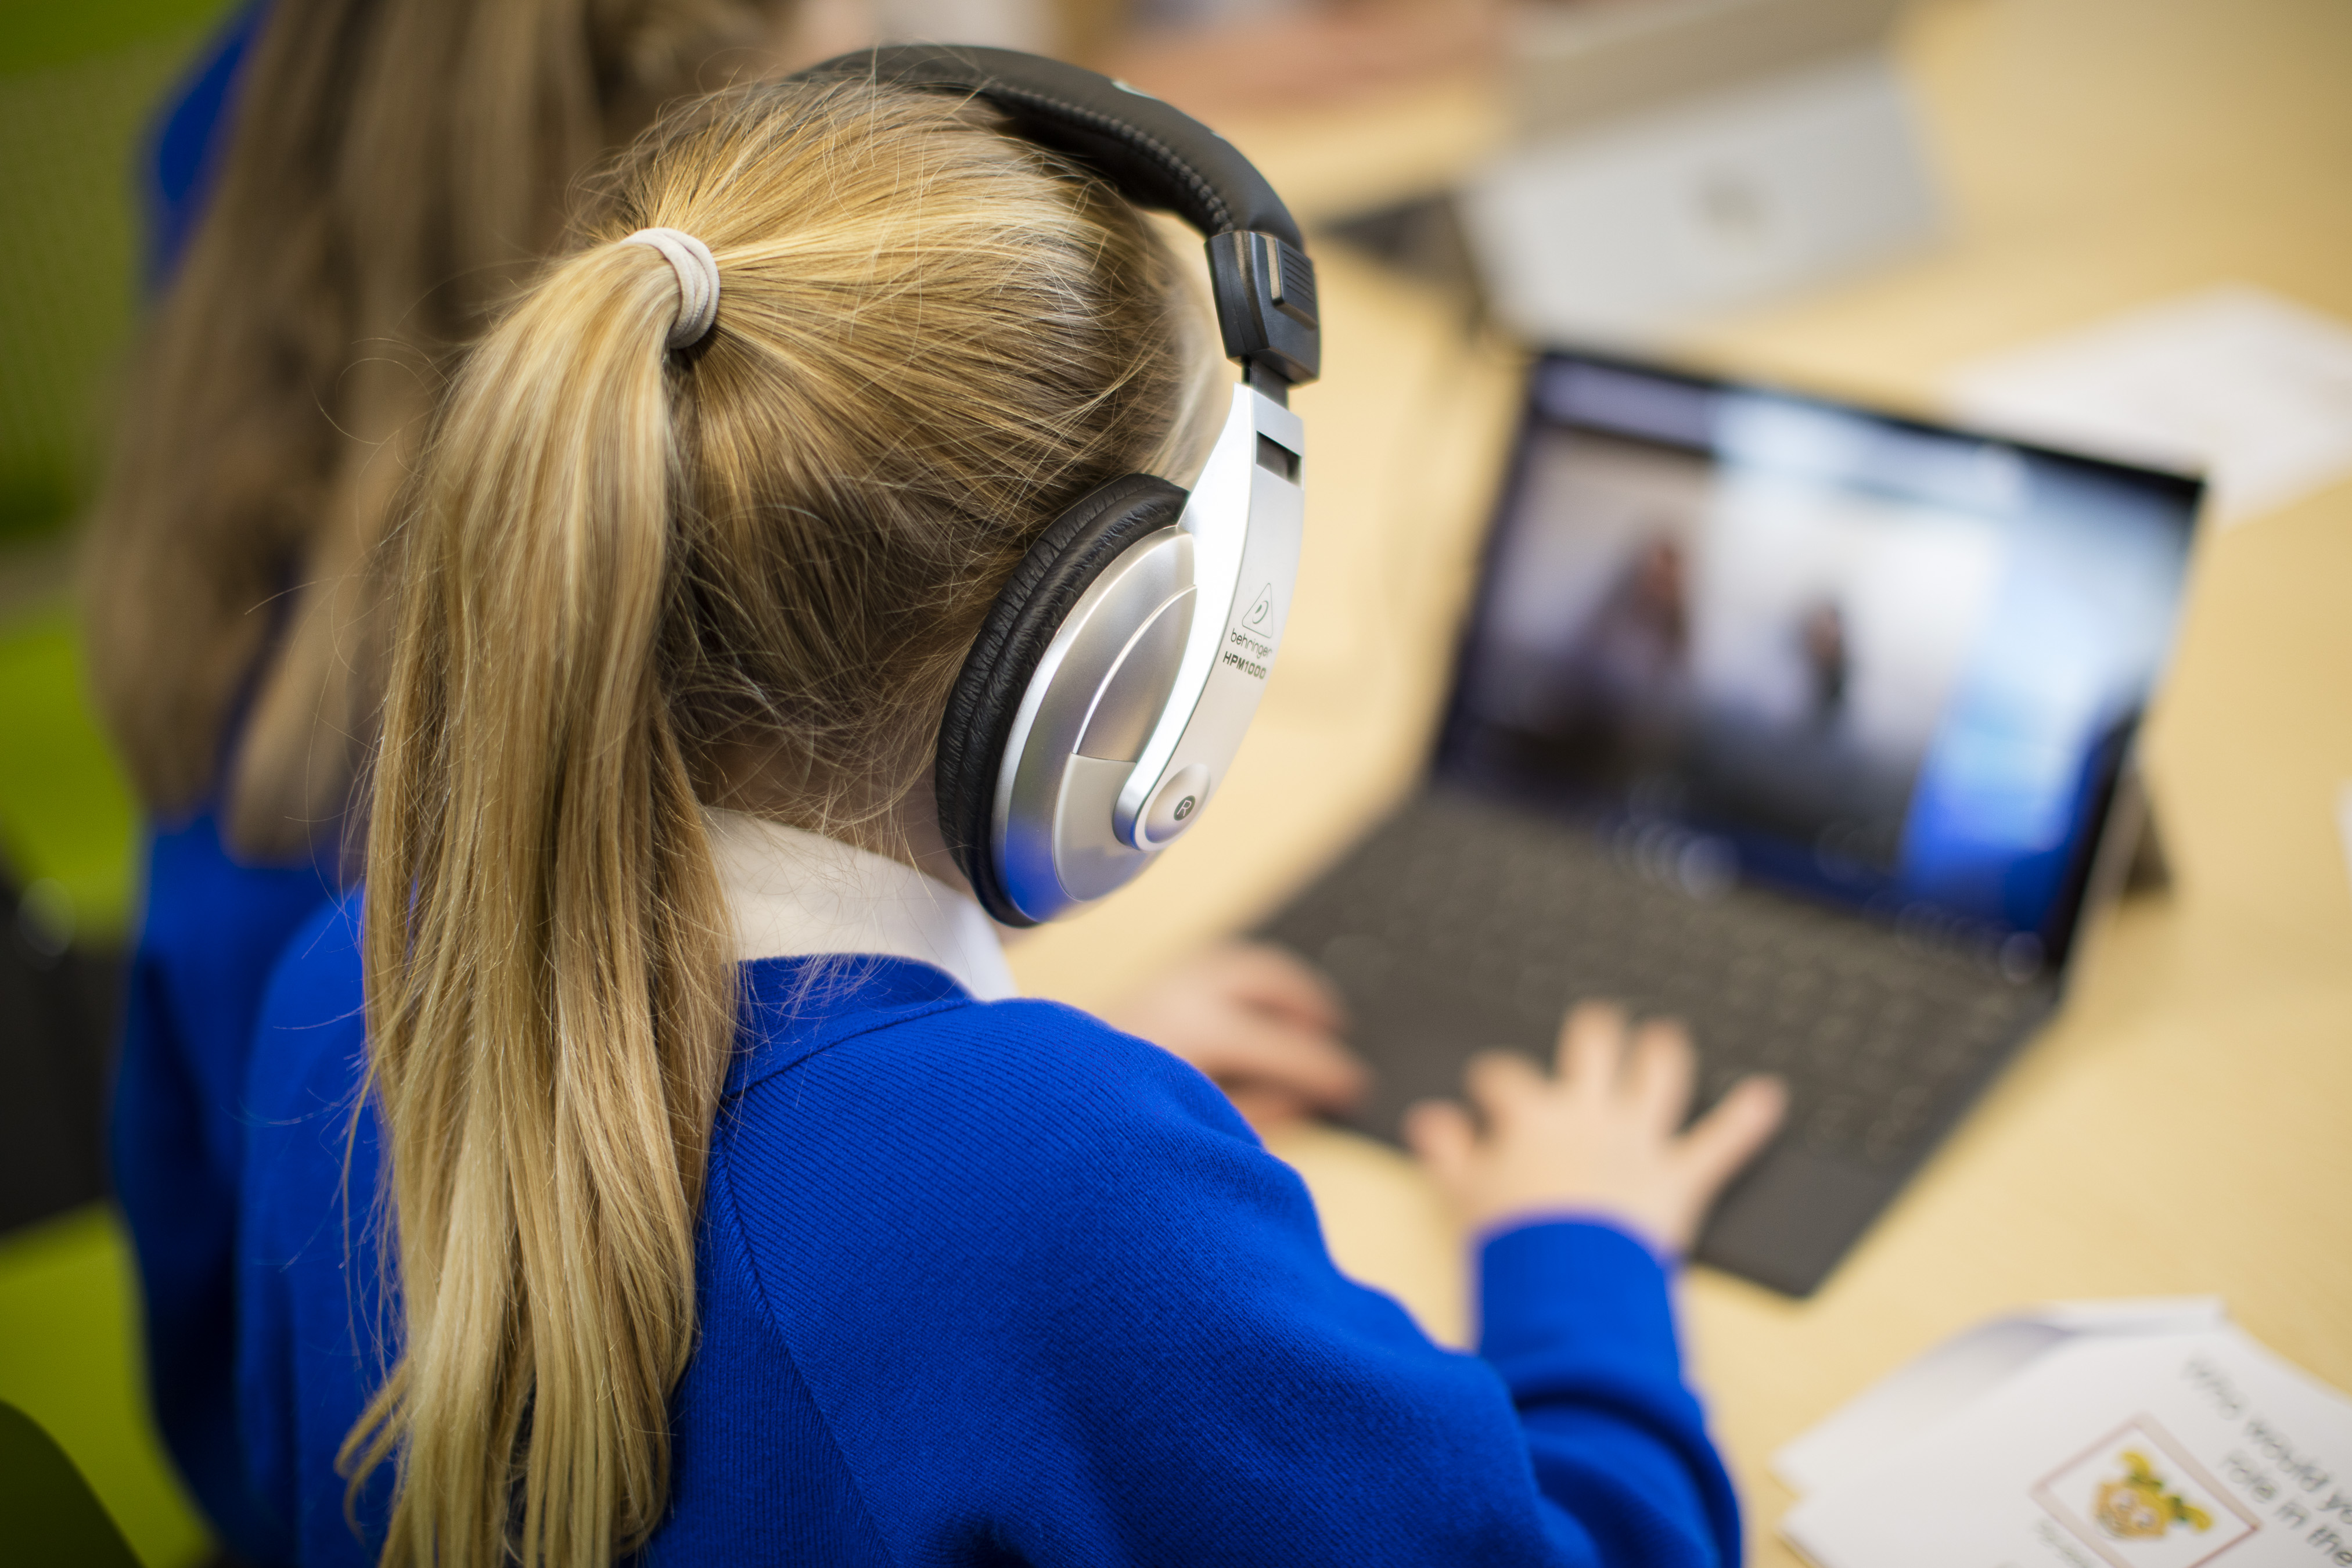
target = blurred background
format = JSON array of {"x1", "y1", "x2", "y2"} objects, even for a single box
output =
[
  {"x1": 2, "y1": 6, "x2": 222, "y2": 1562},
  {"x1": 2, "y1": 0, "x2": 2346, "y2": 1562}
]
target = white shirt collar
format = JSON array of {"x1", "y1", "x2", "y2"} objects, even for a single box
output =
[{"x1": 701, "y1": 807, "x2": 1018, "y2": 1001}]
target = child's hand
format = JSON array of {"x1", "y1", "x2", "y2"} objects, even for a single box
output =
[
  {"x1": 1404, "y1": 1001, "x2": 1786, "y2": 1257},
  {"x1": 1103, "y1": 943, "x2": 1368, "y2": 1131}
]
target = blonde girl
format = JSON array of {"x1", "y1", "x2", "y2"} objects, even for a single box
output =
[
  {"x1": 100, "y1": 7, "x2": 1360, "y2": 1553},
  {"x1": 240, "y1": 56, "x2": 1782, "y2": 1568}
]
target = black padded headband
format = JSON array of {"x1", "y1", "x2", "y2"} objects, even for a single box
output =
[{"x1": 796, "y1": 45, "x2": 1322, "y2": 387}]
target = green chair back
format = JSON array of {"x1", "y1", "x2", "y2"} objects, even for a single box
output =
[{"x1": 0, "y1": 1399, "x2": 143, "y2": 1568}]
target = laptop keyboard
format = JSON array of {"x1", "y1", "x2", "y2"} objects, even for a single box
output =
[{"x1": 1259, "y1": 791, "x2": 2052, "y2": 1170}]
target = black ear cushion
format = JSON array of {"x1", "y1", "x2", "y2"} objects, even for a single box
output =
[
  {"x1": 935, "y1": 472, "x2": 1190, "y2": 926},
  {"x1": 797, "y1": 45, "x2": 1305, "y2": 250}
]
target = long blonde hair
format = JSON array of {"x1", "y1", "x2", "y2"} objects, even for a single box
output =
[
  {"x1": 81, "y1": 0, "x2": 792, "y2": 858},
  {"x1": 353, "y1": 77, "x2": 1210, "y2": 1566}
]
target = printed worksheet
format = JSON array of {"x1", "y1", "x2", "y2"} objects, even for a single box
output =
[{"x1": 1781, "y1": 1315, "x2": 2352, "y2": 1567}]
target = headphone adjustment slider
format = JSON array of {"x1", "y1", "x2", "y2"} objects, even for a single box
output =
[{"x1": 1207, "y1": 231, "x2": 1322, "y2": 389}]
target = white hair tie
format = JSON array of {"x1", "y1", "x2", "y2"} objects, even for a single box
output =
[{"x1": 621, "y1": 227, "x2": 720, "y2": 350}]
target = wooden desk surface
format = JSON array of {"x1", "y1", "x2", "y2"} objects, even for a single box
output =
[{"x1": 1008, "y1": 0, "x2": 2352, "y2": 1559}]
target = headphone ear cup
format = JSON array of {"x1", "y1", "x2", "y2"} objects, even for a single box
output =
[{"x1": 936, "y1": 473, "x2": 1191, "y2": 925}]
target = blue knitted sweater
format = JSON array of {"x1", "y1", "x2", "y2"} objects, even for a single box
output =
[{"x1": 238, "y1": 894, "x2": 1741, "y2": 1566}]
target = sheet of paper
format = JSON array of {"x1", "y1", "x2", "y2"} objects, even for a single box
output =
[
  {"x1": 1782, "y1": 1325, "x2": 2352, "y2": 1568},
  {"x1": 1946, "y1": 285, "x2": 2352, "y2": 527},
  {"x1": 1774, "y1": 1299, "x2": 2227, "y2": 1496}
]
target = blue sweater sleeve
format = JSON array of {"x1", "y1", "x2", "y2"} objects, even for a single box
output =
[
  {"x1": 1482, "y1": 1224, "x2": 1743, "y2": 1563},
  {"x1": 111, "y1": 815, "x2": 334, "y2": 1565},
  {"x1": 235, "y1": 889, "x2": 386, "y2": 1568},
  {"x1": 714, "y1": 998, "x2": 1741, "y2": 1567}
]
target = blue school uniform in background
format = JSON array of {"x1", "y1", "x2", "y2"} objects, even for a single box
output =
[
  {"x1": 240, "y1": 888, "x2": 1743, "y2": 1567},
  {"x1": 115, "y1": 812, "x2": 329, "y2": 1562},
  {"x1": 107, "y1": 5, "x2": 329, "y2": 1560}
]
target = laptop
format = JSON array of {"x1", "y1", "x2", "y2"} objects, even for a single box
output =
[
  {"x1": 1258, "y1": 351, "x2": 2203, "y2": 1296},
  {"x1": 1462, "y1": 0, "x2": 1940, "y2": 347}
]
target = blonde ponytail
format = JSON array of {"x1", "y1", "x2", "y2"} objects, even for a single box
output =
[
  {"x1": 353, "y1": 236, "x2": 731, "y2": 1566},
  {"x1": 350, "y1": 79, "x2": 1211, "y2": 1565}
]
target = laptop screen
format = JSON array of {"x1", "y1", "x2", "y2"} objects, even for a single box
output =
[{"x1": 1436, "y1": 353, "x2": 2202, "y2": 970}]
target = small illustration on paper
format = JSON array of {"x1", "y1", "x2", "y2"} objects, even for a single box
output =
[
  {"x1": 2031, "y1": 1417, "x2": 2259, "y2": 1568},
  {"x1": 2094, "y1": 1448, "x2": 2210, "y2": 1538}
]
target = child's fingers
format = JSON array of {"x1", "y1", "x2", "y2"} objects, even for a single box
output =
[
  {"x1": 1207, "y1": 942, "x2": 1351, "y2": 1034},
  {"x1": 1624, "y1": 1018, "x2": 1696, "y2": 1131},
  {"x1": 1463, "y1": 1049, "x2": 1546, "y2": 1125},
  {"x1": 1556, "y1": 1000, "x2": 1627, "y2": 1090},
  {"x1": 1202, "y1": 1012, "x2": 1369, "y2": 1112},
  {"x1": 1673, "y1": 1074, "x2": 1788, "y2": 1198},
  {"x1": 1223, "y1": 1083, "x2": 1315, "y2": 1131},
  {"x1": 1402, "y1": 1098, "x2": 1477, "y2": 1186}
]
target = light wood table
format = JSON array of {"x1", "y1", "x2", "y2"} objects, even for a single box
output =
[{"x1": 1009, "y1": 1, "x2": 2352, "y2": 1559}]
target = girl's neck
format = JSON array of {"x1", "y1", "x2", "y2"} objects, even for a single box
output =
[{"x1": 700, "y1": 807, "x2": 1017, "y2": 999}]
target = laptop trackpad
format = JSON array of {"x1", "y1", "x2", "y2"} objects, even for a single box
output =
[{"x1": 1694, "y1": 1146, "x2": 1896, "y2": 1297}]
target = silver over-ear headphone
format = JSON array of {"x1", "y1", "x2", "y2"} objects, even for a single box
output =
[{"x1": 841, "y1": 47, "x2": 1323, "y2": 925}]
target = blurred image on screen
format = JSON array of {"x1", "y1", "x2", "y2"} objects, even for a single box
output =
[{"x1": 1441, "y1": 358, "x2": 2199, "y2": 951}]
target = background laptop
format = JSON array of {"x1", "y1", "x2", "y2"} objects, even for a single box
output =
[
  {"x1": 1259, "y1": 351, "x2": 2203, "y2": 1296},
  {"x1": 1462, "y1": 0, "x2": 1939, "y2": 347}
]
